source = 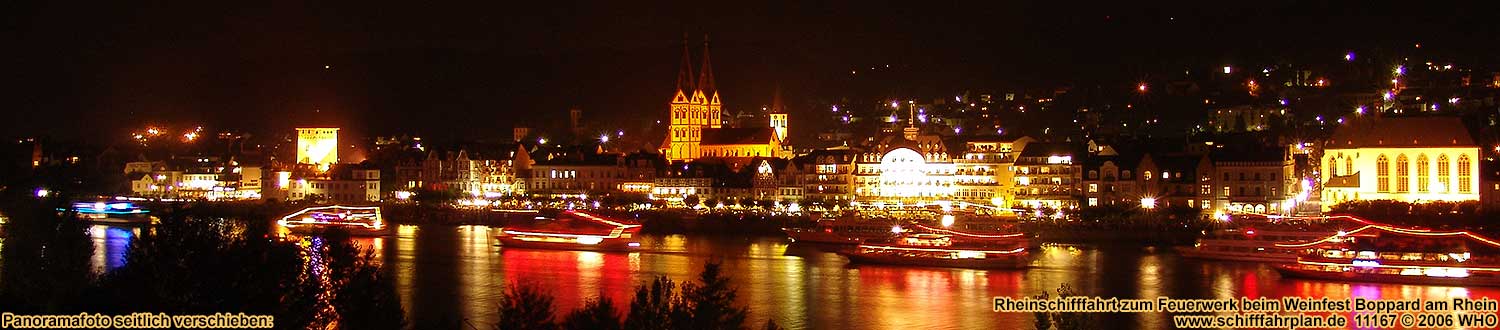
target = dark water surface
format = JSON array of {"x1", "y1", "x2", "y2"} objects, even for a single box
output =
[{"x1": 83, "y1": 224, "x2": 1498, "y2": 329}]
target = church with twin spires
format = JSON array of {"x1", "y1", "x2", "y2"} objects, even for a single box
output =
[{"x1": 659, "y1": 37, "x2": 787, "y2": 162}]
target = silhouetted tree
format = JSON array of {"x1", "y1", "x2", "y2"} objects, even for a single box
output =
[
  {"x1": 324, "y1": 229, "x2": 407, "y2": 330},
  {"x1": 90, "y1": 211, "x2": 325, "y2": 328},
  {"x1": 677, "y1": 262, "x2": 748, "y2": 330},
  {"x1": 562, "y1": 297, "x2": 622, "y2": 330},
  {"x1": 0, "y1": 194, "x2": 93, "y2": 313},
  {"x1": 623, "y1": 276, "x2": 677, "y2": 330},
  {"x1": 1033, "y1": 284, "x2": 1095, "y2": 330},
  {"x1": 498, "y1": 282, "x2": 558, "y2": 330}
]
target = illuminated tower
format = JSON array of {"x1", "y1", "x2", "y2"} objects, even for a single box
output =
[
  {"x1": 698, "y1": 36, "x2": 721, "y2": 129},
  {"x1": 296, "y1": 127, "x2": 339, "y2": 171},
  {"x1": 769, "y1": 84, "x2": 788, "y2": 143},
  {"x1": 662, "y1": 35, "x2": 727, "y2": 162},
  {"x1": 667, "y1": 37, "x2": 699, "y2": 161}
]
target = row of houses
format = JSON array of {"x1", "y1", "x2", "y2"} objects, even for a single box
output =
[
  {"x1": 121, "y1": 117, "x2": 1498, "y2": 217},
  {"x1": 126, "y1": 157, "x2": 382, "y2": 204},
  {"x1": 371, "y1": 122, "x2": 1310, "y2": 218}
]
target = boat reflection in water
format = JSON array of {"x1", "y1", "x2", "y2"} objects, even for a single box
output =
[
  {"x1": 1275, "y1": 224, "x2": 1500, "y2": 286},
  {"x1": 494, "y1": 210, "x2": 642, "y2": 252},
  {"x1": 67, "y1": 222, "x2": 1500, "y2": 329},
  {"x1": 277, "y1": 205, "x2": 388, "y2": 236}
]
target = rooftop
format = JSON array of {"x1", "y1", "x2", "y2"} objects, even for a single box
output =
[{"x1": 1328, "y1": 116, "x2": 1476, "y2": 149}]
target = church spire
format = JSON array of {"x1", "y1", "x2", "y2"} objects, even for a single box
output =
[
  {"x1": 697, "y1": 34, "x2": 716, "y2": 96},
  {"x1": 675, "y1": 34, "x2": 695, "y2": 94}
]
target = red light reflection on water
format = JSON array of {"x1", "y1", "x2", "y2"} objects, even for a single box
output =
[
  {"x1": 500, "y1": 248, "x2": 638, "y2": 314},
  {"x1": 75, "y1": 226, "x2": 1500, "y2": 329},
  {"x1": 1241, "y1": 271, "x2": 1259, "y2": 299},
  {"x1": 855, "y1": 266, "x2": 1025, "y2": 329}
]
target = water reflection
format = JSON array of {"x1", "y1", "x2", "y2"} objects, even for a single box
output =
[
  {"x1": 76, "y1": 224, "x2": 1500, "y2": 329},
  {"x1": 88, "y1": 225, "x2": 138, "y2": 273}
]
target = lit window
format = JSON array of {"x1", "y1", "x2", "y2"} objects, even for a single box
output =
[
  {"x1": 1437, "y1": 155, "x2": 1450, "y2": 193},
  {"x1": 1416, "y1": 154, "x2": 1429, "y2": 193},
  {"x1": 1459, "y1": 155, "x2": 1472, "y2": 193},
  {"x1": 1396, "y1": 154, "x2": 1409, "y2": 192},
  {"x1": 1376, "y1": 155, "x2": 1389, "y2": 192}
]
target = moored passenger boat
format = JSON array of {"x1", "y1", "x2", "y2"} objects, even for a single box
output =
[
  {"x1": 70, "y1": 200, "x2": 156, "y2": 226},
  {"x1": 838, "y1": 226, "x2": 1029, "y2": 269},
  {"x1": 277, "y1": 205, "x2": 389, "y2": 236},
  {"x1": 1274, "y1": 224, "x2": 1500, "y2": 286},
  {"x1": 1176, "y1": 215, "x2": 1373, "y2": 263},
  {"x1": 494, "y1": 210, "x2": 643, "y2": 252}
]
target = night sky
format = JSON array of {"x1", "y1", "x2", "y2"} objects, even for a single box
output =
[{"x1": 3, "y1": 1, "x2": 1494, "y2": 142}]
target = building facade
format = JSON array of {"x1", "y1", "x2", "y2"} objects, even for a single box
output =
[
  {"x1": 954, "y1": 137, "x2": 1031, "y2": 206},
  {"x1": 1320, "y1": 117, "x2": 1481, "y2": 210},
  {"x1": 1012, "y1": 142, "x2": 1083, "y2": 209},
  {"x1": 266, "y1": 164, "x2": 381, "y2": 203},
  {"x1": 296, "y1": 128, "x2": 339, "y2": 170},
  {"x1": 659, "y1": 38, "x2": 784, "y2": 161},
  {"x1": 853, "y1": 127, "x2": 956, "y2": 203},
  {"x1": 1202, "y1": 149, "x2": 1297, "y2": 215}
]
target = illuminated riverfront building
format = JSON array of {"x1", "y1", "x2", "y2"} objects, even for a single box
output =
[
  {"x1": 396, "y1": 145, "x2": 527, "y2": 198},
  {"x1": 297, "y1": 128, "x2": 340, "y2": 171},
  {"x1": 660, "y1": 37, "x2": 785, "y2": 161},
  {"x1": 125, "y1": 157, "x2": 263, "y2": 200},
  {"x1": 264, "y1": 164, "x2": 381, "y2": 203},
  {"x1": 518, "y1": 147, "x2": 663, "y2": 199},
  {"x1": 1320, "y1": 117, "x2": 1481, "y2": 210},
  {"x1": 793, "y1": 147, "x2": 860, "y2": 203},
  {"x1": 1082, "y1": 152, "x2": 1203, "y2": 209},
  {"x1": 1011, "y1": 142, "x2": 1084, "y2": 209},
  {"x1": 954, "y1": 137, "x2": 1031, "y2": 207},
  {"x1": 1202, "y1": 147, "x2": 1298, "y2": 215},
  {"x1": 854, "y1": 122, "x2": 955, "y2": 203}
]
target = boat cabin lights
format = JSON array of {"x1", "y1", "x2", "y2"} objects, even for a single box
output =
[
  {"x1": 1276, "y1": 224, "x2": 1500, "y2": 249},
  {"x1": 278, "y1": 205, "x2": 383, "y2": 229},
  {"x1": 913, "y1": 224, "x2": 1024, "y2": 238}
]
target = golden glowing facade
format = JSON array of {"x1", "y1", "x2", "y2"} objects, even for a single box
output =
[
  {"x1": 1320, "y1": 117, "x2": 1480, "y2": 211},
  {"x1": 854, "y1": 130, "x2": 955, "y2": 203},
  {"x1": 661, "y1": 37, "x2": 783, "y2": 161},
  {"x1": 296, "y1": 127, "x2": 339, "y2": 170}
]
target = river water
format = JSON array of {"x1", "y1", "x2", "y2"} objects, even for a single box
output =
[{"x1": 84, "y1": 224, "x2": 1499, "y2": 329}]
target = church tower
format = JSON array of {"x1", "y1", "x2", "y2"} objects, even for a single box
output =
[
  {"x1": 667, "y1": 36, "x2": 699, "y2": 161},
  {"x1": 698, "y1": 36, "x2": 722, "y2": 129},
  {"x1": 769, "y1": 84, "x2": 788, "y2": 144}
]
